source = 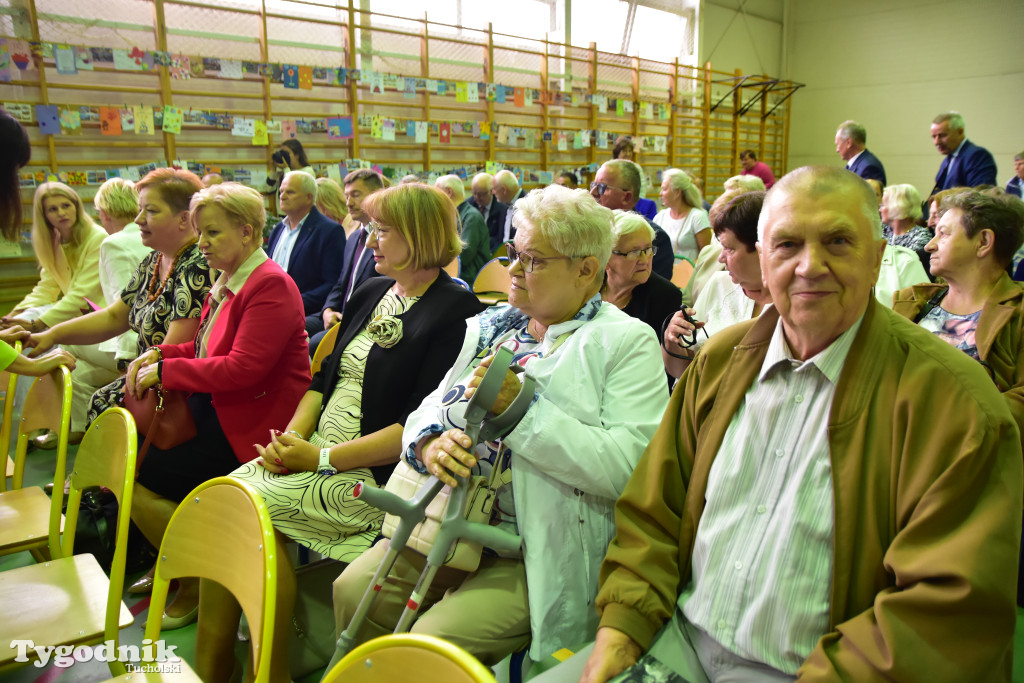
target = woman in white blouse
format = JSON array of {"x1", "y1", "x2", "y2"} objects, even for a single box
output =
[
  {"x1": 663, "y1": 190, "x2": 770, "y2": 379},
  {"x1": 653, "y1": 168, "x2": 712, "y2": 263}
]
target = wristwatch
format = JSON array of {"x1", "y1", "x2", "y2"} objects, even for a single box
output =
[{"x1": 318, "y1": 447, "x2": 337, "y2": 476}]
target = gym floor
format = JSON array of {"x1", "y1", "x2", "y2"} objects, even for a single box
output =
[
  {"x1": 3, "y1": 437, "x2": 1024, "y2": 682},
  {"x1": 0, "y1": 440, "x2": 329, "y2": 683}
]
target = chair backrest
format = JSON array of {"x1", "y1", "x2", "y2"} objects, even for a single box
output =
[
  {"x1": 312, "y1": 321, "x2": 342, "y2": 375},
  {"x1": 59, "y1": 407, "x2": 137, "y2": 666},
  {"x1": 149, "y1": 478, "x2": 277, "y2": 683},
  {"x1": 443, "y1": 256, "x2": 460, "y2": 278},
  {"x1": 671, "y1": 257, "x2": 695, "y2": 289},
  {"x1": 472, "y1": 258, "x2": 511, "y2": 295},
  {"x1": 324, "y1": 634, "x2": 496, "y2": 683},
  {"x1": 11, "y1": 366, "x2": 72, "y2": 494},
  {"x1": 452, "y1": 277, "x2": 472, "y2": 292},
  {"x1": 0, "y1": 344, "x2": 19, "y2": 493}
]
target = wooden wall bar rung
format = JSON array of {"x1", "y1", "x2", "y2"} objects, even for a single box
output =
[{"x1": 0, "y1": 0, "x2": 793, "y2": 210}]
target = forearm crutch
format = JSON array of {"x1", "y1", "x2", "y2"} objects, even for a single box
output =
[{"x1": 325, "y1": 345, "x2": 530, "y2": 671}]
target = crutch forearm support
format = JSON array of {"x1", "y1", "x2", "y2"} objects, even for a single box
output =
[
  {"x1": 354, "y1": 477, "x2": 444, "y2": 548},
  {"x1": 326, "y1": 345, "x2": 527, "y2": 676}
]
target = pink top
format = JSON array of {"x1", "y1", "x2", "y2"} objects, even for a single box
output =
[{"x1": 742, "y1": 161, "x2": 776, "y2": 189}]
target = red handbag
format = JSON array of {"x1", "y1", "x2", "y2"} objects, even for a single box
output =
[{"x1": 122, "y1": 387, "x2": 197, "y2": 466}]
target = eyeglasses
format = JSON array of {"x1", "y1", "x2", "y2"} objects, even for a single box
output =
[
  {"x1": 612, "y1": 246, "x2": 658, "y2": 259},
  {"x1": 589, "y1": 181, "x2": 630, "y2": 197},
  {"x1": 677, "y1": 309, "x2": 709, "y2": 349},
  {"x1": 366, "y1": 222, "x2": 386, "y2": 237},
  {"x1": 505, "y1": 242, "x2": 574, "y2": 273}
]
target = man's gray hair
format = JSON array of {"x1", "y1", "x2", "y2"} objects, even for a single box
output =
[
  {"x1": 494, "y1": 169, "x2": 520, "y2": 193},
  {"x1": 933, "y1": 111, "x2": 965, "y2": 131},
  {"x1": 512, "y1": 185, "x2": 615, "y2": 271},
  {"x1": 472, "y1": 172, "x2": 493, "y2": 190},
  {"x1": 435, "y1": 174, "x2": 466, "y2": 203},
  {"x1": 283, "y1": 170, "x2": 316, "y2": 196},
  {"x1": 603, "y1": 159, "x2": 642, "y2": 207},
  {"x1": 837, "y1": 120, "x2": 867, "y2": 145},
  {"x1": 758, "y1": 166, "x2": 882, "y2": 242}
]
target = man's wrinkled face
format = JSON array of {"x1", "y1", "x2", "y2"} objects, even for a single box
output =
[
  {"x1": 835, "y1": 133, "x2": 855, "y2": 161},
  {"x1": 758, "y1": 184, "x2": 885, "y2": 357},
  {"x1": 472, "y1": 181, "x2": 492, "y2": 207},
  {"x1": 931, "y1": 121, "x2": 965, "y2": 155}
]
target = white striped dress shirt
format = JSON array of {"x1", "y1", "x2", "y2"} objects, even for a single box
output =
[{"x1": 680, "y1": 313, "x2": 864, "y2": 675}]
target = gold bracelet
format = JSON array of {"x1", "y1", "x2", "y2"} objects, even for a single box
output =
[{"x1": 148, "y1": 346, "x2": 163, "y2": 362}]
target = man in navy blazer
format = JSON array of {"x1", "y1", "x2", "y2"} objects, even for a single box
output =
[
  {"x1": 267, "y1": 171, "x2": 346, "y2": 317},
  {"x1": 305, "y1": 169, "x2": 385, "y2": 352},
  {"x1": 491, "y1": 170, "x2": 528, "y2": 249},
  {"x1": 930, "y1": 111, "x2": 997, "y2": 196},
  {"x1": 835, "y1": 120, "x2": 886, "y2": 186},
  {"x1": 1005, "y1": 152, "x2": 1023, "y2": 198},
  {"x1": 467, "y1": 172, "x2": 508, "y2": 252}
]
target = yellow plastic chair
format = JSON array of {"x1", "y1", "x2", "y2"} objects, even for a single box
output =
[
  {"x1": 312, "y1": 321, "x2": 342, "y2": 376},
  {"x1": 0, "y1": 366, "x2": 72, "y2": 557},
  {"x1": 101, "y1": 477, "x2": 278, "y2": 682},
  {"x1": 322, "y1": 634, "x2": 496, "y2": 683},
  {"x1": 472, "y1": 257, "x2": 512, "y2": 306},
  {"x1": 0, "y1": 407, "x2": 136, "y2": 674},
  {"x1": 0, "y1": 345, "x2": 19, "y2": 491},
  {"x1": 671, "y1": 257, "x2": 695, "y2": 289},
  {"x1": 443, "y1": 256, "x2": 461, "y2": 278}
]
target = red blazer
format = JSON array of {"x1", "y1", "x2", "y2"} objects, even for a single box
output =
[{"x1": 158, "y1": 259, "x2": 311, "y2": 463}]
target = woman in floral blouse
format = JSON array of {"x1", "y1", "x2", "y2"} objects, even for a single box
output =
[{"x1": 197, "y1": 183, "x2": 484, "y2": 682}]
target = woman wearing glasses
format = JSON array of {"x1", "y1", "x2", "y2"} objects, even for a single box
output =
[
  {"x1": 196, "y1": 183, "x2": 484, "y2": 682},
  {"x1": 601, "y1": 211, "x2": 681, "y2": 336},
  {"x1": 333, "y1": 184, "x2": 669, "y2": 666},
  {"x1": 663, "y1": 190, "x2": 771, "y2": 378}
]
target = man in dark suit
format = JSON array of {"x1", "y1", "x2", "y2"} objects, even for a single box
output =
[
  {"x1": 467, "y1": 172, "x2": 508, "y2": 252},
  {"x1": 1005, "y1": 152, "x2": 1023, "y2": 198},
  {"x1": 835, "y1": 120, "x2": 886, "y2": 186},
  {"x1": 305, "y1": 169, "x2": 385, "y2": 352},
  {"x1": 267, "y1": 171, "x2": 345, "y2": 317},
  {"x1": 930, "y1": 111, "x2": 997, "y2": 195},
  {"x1": 590, "y1": 160, "x2": 674, "y2": 281},
  {"x1": 436, "y1": 174, "x2": 490, "y2": 284},
  {"x1": 492, "y1": 169, "x2": 527, "y2": 248}
]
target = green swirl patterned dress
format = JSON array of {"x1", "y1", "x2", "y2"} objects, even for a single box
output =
[{"x1": 231, "y1": 291, "x2": 420, "y2": 562}]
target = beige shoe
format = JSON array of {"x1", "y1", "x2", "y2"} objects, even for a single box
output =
[{"x1": 32, "y1": 430, "x2": 84, "y2": 450}]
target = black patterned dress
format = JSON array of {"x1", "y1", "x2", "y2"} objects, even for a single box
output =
[
  {"x1": 87, "y1": 244, "x2": 213, "y2": 423},
  {"x1": 231, "y1": 290, "x2": 420, "y2": 562}
]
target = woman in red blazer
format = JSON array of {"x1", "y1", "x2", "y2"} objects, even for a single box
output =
[{"x1": 125, "y1": 182, "x2": 310, "y2": 628}]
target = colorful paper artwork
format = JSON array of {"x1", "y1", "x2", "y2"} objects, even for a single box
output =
[
  {"x1": 326, "y1": 116, "x2": 353, "y2": 140},
  {"x1": 161, "y1": 105, "x2": 183, "y2": 134},
  {"x1": 283, "y1": 65, "x2": 299, "y2": 89},
  {"x1": 99, "y1": 106, "x2": 122, "y2": 135},
  {"x1": 36, "y1": 104, "x2": 59, "y2": 135}
]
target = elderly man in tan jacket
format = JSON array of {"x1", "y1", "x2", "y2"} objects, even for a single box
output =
[{"x1": 538, "y1": 166, "x2": 1022, "y2": 683}]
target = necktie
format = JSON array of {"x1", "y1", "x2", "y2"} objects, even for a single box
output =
[{"x1": 339, "y1": 228, "x2": 369, "y2": 313}]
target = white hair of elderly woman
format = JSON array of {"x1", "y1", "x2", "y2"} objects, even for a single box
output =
[
  {"x1": 512, "y1": 184, "x2": 615, "y2": 271},
  {"x1": 611, "y1": 210, "x2": 655, "y2": 242},
  {"x1": 724, "y1": 174, "x2": 766, "y2": 193},
  {"x1": 662, "y1": 168, "x2": 705, "y2": 208}
]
